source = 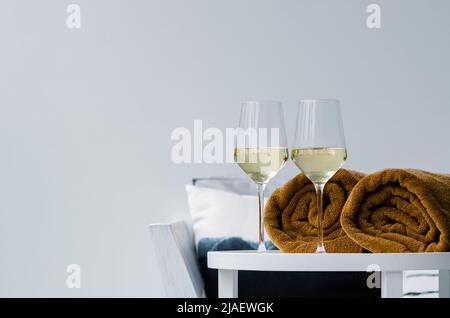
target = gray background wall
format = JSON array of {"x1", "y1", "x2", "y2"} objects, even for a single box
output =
[{"x1": 0, "y1": 0, "x2": 449, "y2": 297}]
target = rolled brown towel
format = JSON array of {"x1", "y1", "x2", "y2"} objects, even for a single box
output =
[
  {"x1": 265, "y1": 169, "x2": 366, "y2": 253},
  {"x1": 341, "y1": 169, "x2": 450, "y2": 253}
]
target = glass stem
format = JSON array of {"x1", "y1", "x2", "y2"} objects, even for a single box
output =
[
  {"x1": 315, "y1": 183, "x2": 326, "y2": 253},
  {"x1": 256, "y1": 183, "x2": 267, "y2": 253}
]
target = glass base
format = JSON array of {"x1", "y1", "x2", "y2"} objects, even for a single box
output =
[
  {"x1": 315, "y1": 245, "x2": 326, "y2": 253},
  {"x1": 257, "y1": 242, "x2": 267, "y2": 253}
]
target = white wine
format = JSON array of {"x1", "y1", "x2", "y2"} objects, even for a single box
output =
[
  {"x1": 291, "y1": 147, "x2": 347, "y2": 184},
  {"x1": 234, "y1": 147, "x2": 288, "y2": 184}
]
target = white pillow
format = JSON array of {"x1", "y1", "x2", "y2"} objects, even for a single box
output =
[{"x1": 186, "y1": 185, "x2": 260, "y2": 246}]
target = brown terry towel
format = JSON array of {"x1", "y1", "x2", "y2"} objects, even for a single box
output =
[
  {"x1": 341, "y1": 169, "x2": 450, "y2": 253},
  {"x1": 265, "y1": 169, "x2": 366, "y2": 253}
]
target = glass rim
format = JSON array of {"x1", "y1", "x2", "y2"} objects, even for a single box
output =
[
  {"x1": 298, "y1": 98, "x2": 340, "y2": 103},
  {"x1": 241, "y1": 100, "x2": 283, "y2": 107}
]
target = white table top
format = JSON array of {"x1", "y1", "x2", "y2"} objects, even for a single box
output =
[{"x1": 207, "y1": 250, "x2": 450, "y2": 272}]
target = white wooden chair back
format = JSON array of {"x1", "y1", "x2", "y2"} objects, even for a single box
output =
[{"x1": 148, "y1": 221, "x2": 204, "y2": 297}]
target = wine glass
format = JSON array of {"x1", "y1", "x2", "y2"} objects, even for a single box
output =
[
  {"x1": 291, "y1": 99, "x2": 347, "y2": 253},
  {"x1": 234, "y1": 101, "x2": 289, "y2": 252}
]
